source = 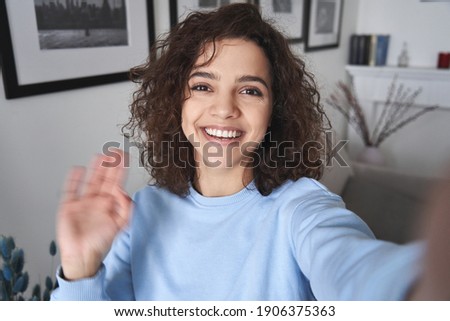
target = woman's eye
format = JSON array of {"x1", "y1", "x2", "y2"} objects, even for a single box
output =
[
  {"x1": 191, "y1": 84, "x2": 210, "y2": 92},
  {"x1": 241, "y1": 88, "x2": 262, "y2": 96}
]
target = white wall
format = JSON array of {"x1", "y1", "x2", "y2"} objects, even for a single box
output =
[
  {"x1": 300, "y1": 0, "x2": 360, "y2": 141},
  {"x1": 0, "y1": 0, "x2": 357, "y2": 295}
]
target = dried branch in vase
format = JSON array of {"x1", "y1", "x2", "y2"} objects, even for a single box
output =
[{"x1": 326, "y1": 77, "x2": 438, "y2": 147}]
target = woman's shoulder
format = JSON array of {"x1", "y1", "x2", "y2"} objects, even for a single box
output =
[
  {"x1": 277, "y1": 178, "x2": 368, "y2": 237},
  {"x1": 268, "y1": 177, "x2": 346, "y2": 216}
]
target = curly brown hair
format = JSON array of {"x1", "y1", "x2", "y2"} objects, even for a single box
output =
[{"x1": 122, "y1": 3, "x2": 330, "y2": 196}]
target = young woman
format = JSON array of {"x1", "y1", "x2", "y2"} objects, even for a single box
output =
[{"x1": 51, "y1": 4, "x2": 448, "y2": 300}]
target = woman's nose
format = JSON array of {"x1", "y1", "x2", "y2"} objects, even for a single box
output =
[{"x1": 210, "y1": 91, "x2": 240, "y2": 119}]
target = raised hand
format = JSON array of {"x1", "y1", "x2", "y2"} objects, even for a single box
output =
[{"x1": 56, "y1": 150, "x2": 132, "y2": 280}]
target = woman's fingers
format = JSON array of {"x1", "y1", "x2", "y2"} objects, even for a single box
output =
[
  {"x1": 112, "y1": 185, "x2": 133, "y2": 229},
  {"x1": 82, "y1": 149, "x2": 127, "y2": 196},
  {"x1": 62, "y1": 166, "x2": 86, "y2": 202},
  {"x1": 83, "y1": 150, "x2": 132, "y2": 229},
  {"x1": 83, "y1": 154, "x2": 110, "y2": 196},
  {"x1": 99, "y1": 149, "x2": 127, "y2": 195}
]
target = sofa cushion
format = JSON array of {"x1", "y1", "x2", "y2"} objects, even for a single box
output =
[
  {"x1": 320, "y1": 148, "x2": 354, "y2": 195},
  {"x1": 341, "y1": 174, "x2": 422, "y2": 244}
]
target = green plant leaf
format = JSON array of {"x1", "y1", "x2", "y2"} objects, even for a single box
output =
[
  {"x1": 43, "y1": 288, "x2": 50, "y2": 301},
  {"x1": 13, "y1": 272, "x2": 29, "y2": 294},
  {"x1": 0, "y1": 236, "x2": 12, "y2": 260},
  {"x1": 0, "y1": 236, "x2": 5, "y2": 259},
  {"x1": 49, "y1": 241, "x2": 57, "y2": 256},
  {"x1": 45, "y1": 276, "x2": 53, "y2": 291},
  {"x1": 1, "y1": 286, "x2": 6, "y2": 300},
  {"x1": 11, "y1": 248, "x2": 25, "y2": 274},
  {"x1": 31, "y1": 284, "x2": 41, "y2": 301},
  {"x1": 2, "y1": 264, "x2": 12, "y2": 281},
  {"x1": 6, "y1": 237, "x2": 15, "y2": 252}
]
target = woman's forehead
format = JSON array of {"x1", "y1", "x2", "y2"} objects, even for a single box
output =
[{"x1": 192, "y1": 38, "x2": 271, "y2": 78}]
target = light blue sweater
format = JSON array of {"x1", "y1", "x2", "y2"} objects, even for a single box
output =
[{"x1": 51, "y1": 178, "x2": 423, "y2": 300}]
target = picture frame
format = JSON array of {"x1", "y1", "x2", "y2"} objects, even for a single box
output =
[
  {"x1": 169, "y1": 0, "x2": 253, "y2": 26},
  {"x1": 0, "y1": 0, "x2": 155, "y2": 99},
  {"x1": 254, "y1": 0, "x2": 304, "y2": 43},
  {"x1": 304, "y1": 0, "x2": 343, "y2": 52}
]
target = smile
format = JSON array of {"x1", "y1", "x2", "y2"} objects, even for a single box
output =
[{"x1": 204, "y1": 128, "x2": 242, "y2": 139}]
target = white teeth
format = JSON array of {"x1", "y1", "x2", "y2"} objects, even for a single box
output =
[{"x1": 205, "y1": 128, "x2": 242, "y2": 138}]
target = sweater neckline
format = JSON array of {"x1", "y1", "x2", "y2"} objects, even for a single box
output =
[{"x1": 188, "y1": 180, "x2": 258, "y2": 207}]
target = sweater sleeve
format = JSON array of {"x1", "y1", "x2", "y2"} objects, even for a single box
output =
[
  {"x1": 290, "y1": 181, "x2": 424, "y2": 300},
  {"x1": 51, "y1": 264, "x2": 108, "y2": 300}
]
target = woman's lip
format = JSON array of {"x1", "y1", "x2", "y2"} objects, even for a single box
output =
[{"x1": 202, "y1": 125, "x2": 243, "y2": 132}]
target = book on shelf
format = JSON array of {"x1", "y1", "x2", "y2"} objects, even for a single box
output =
[{"x1": 348, "y1": 34, "x2": 390, "y2": 66}]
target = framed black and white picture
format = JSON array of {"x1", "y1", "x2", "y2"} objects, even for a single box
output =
[
  {"x1": 255, "y1": 0, "x2": 304, "y2": 43},
  {"x1": 170, "y1": 0, "x2": 252, "y2": 25},
  {"x1": 0, "y1": 0, "x2": 155, "y2": 99},
  {"x1": 304, "y1": 0, "x2": 343, "y2": 51}
]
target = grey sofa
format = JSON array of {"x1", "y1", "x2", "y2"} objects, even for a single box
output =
[{"x1": 320, "y1": 152, "x2": 435, "y2": 244}]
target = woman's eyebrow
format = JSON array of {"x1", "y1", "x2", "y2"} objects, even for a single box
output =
[
  {"x1": 237, "y1": 75, "x2": 269, "y2": 90},
  {"x1": 189, "y1": 71, "x2": 219, "y2": 80},
  {"x1": 189, "y1": 71, "x2": 269, "y2": 90}
]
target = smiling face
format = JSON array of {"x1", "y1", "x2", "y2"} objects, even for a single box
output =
[{"x1": 181, "y1": 38, "x2": 273, "y2": 175}]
